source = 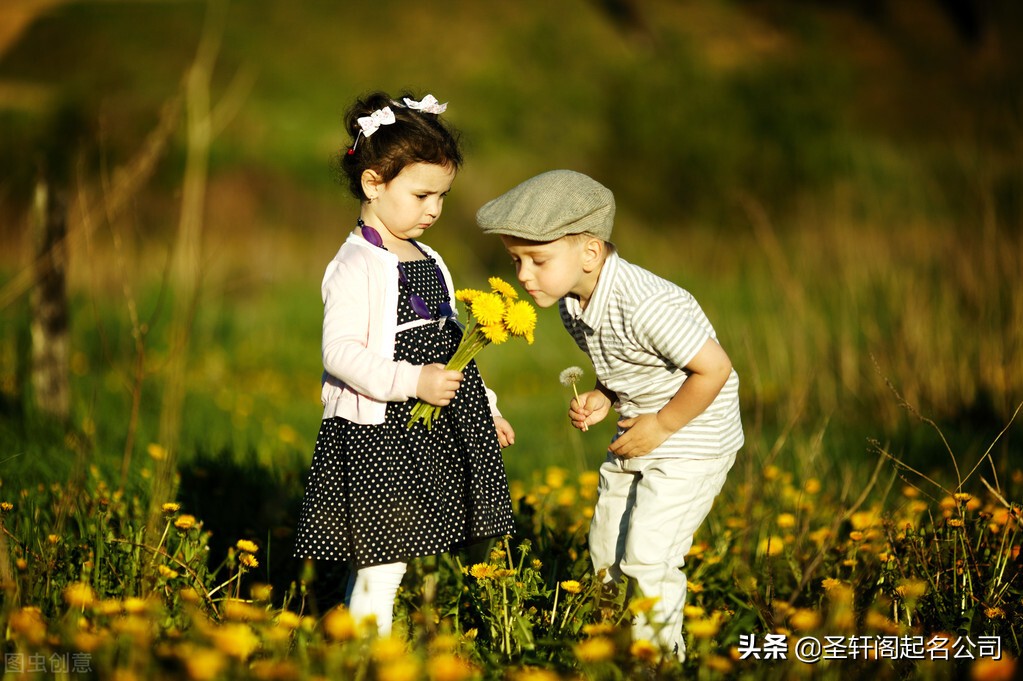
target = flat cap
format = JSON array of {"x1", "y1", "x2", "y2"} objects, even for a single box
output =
[{"x1": 476, "y1": 170, "x2": 615, "y2": 242}]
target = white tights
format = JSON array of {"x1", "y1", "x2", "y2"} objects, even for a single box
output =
[{"x1": 345, "y1": 562, "x2": 407, "y2": 636}]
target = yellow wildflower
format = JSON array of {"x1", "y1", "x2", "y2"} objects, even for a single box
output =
[
  {"x1": 758, "y1": 535, "x2": 785, "y2": 557},
  {"x1": 222, "y1": 599, "x2": 266, "y2": 622},
  {"x1": 147, "y1": 443, "x2": 168, "y2": 460},
  {"x1": 985, "y1": 607, "x2": 1005, "y2": 619},
  {"x1": 480, "y1": 322, "x2": 509, "y2": 344},
  {"x1": 512, "y1": 668, "x2": 561, "y2": 681},
  {"x1": 777, "y1": 513, "x2": 797, "y2": 529},
  {"x1": 181, "y1": 646, "x2": 226, "y2": 681},
  {"x1": 455, "y1": 288, "x2": 480, "y2": 304},
  {"x1": 895, "y1": 578, "x2": 928, "y2": 601},
  {"x1": 470, "y1": 292, "x2": 506, "y2": 326},
  {"x1": 969, "y1": 656, "x2": 1017, "y2": 681},
  {"x1": 630, "y1": 639, "x2": 659, "y2": 662},
  {"x1": 323, "y1": 606, "x2": 358, "y2": 641},
  {"x1": 239, "y1": 553, "x2": 259, "y2": 569},
  {"x1": 575, "y1": 637, "x2": 615, "y2": 663},
  {"x1": 372, "y1": 636, "x2": 407, "y2": 662},
  {"x1": 174, "y1": 514, "x2": 197, "y2": 530},
  {"x1": 788, "y1": 609, "x2": 821, "y2": 631},
  {"x1": 0, "y1": 501, "x2": 14, "y2": 512},
  {"x1": 803, "y1": 478, "x2": 821, "y2": 494},
  {"x1": 469, "y1": 563, "x2": 495, "y2": 579},
  {"x1": 236, "y1": 539, "x2": 259, "y2": 554},
  {"x1": 489, "y1": 276, "x2": 518, "y2": 299},
  {"x1": 426, "y1": 652, "x2": 474, "y2": 681},
  {"x1": 158, "y1": 565, "x2": 179, "y2": 579},
  {"x1": 64, "y1": 582, "x2": 95, "y2": 609},
  {"x1": 559, "y1": 580, "x2": 582, "y2": 594},
  {"x1": 161, "y1": 502, "x2": 180, "y2": 514},
  {"x1": 582, "y1": 622, "x2": 615, "y2": 636},
  {"x1": 629, "y1": 596, "x2": 659, "y2": 615},
  {"x1": 706, "y1": 655, "x2": 734, "y2": 673},
  {"x1": 209, "y1": 623, "x2": 259, "y2": 660},
  {"x1": 504, "y1": 300, "x2": 537, "y2": 341},
  {"x1": 276, "y1": 611, "x2": 301, "y2": 630},
  {"x1": 687, "y1": 613, "x2": 722, "y2": 638},
  {"x1": 379, "y1": 659, "x2": 421, "y2": 681}
]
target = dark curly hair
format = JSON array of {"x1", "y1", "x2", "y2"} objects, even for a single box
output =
[{"x1": 335, "y1": 90, "x2": 464, "y2": 201}]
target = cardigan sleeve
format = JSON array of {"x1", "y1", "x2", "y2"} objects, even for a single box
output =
[{"x1": 320, "y1": 253, "x2": 421, "y2": 402}]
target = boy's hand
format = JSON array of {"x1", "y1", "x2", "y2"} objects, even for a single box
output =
[
  {"x1": 570, "y1": 390, "x2": 612, "y2": 431},
  {"x1": 494, "y1": 416, "x2": 515, "y2": 448},
  {"x1": 609, "y1": 413, "x2": 673, "y2": 459},
  {"x1": 416, "y1": 364, "x2": 463, "y2": 406}
]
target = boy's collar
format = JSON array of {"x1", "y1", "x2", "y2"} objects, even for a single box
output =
[{"x1": 564, "y1": 251, "x2": 619, "y2": 330}]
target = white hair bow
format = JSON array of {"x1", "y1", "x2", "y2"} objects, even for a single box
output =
[
  {"x1": 402, "y1": 94, "x2": 447, "y2": 114},
  {"x1": 357, "y1": 106, "x2": 396, "y2": 137}
]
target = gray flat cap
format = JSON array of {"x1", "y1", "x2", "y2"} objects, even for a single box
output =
[{"x1": 476, "y1": 170, "x2": 615, "y2": 242}]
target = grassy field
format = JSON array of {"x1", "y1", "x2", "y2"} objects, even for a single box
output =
[{"x1": 1, "y1": 1, "x2": 1022, "y2": 679}]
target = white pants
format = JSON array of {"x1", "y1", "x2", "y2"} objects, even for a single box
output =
[
  {"x1": 345, "y1": 562, "x2": 407, "y2": 636},
  {"x1": 588, "y1": 451, "x2": 736, "y2": 660}
]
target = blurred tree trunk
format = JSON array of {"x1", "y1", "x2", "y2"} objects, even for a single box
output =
[{"x1": 29, "y1": 170, "x2": 69, "y2": 420}]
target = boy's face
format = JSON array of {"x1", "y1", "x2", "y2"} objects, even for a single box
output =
[{"x1": 500, "y1": 235, "x2": 602, "y2": 308}]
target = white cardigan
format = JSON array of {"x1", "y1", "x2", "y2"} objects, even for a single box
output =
[{"x1": 319, "y1": 229, "x2": 497, "y2": 424}]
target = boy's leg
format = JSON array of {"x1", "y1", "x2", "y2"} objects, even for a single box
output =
[
  {"x1": 588, "y1": 454, "x2": 639, "y2": 584},
  {"x1": 621, "y1": 452, "x2": 735, "y2": 661}
]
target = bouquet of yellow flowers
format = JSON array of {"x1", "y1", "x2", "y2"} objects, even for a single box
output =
[{"x1": 408, "y1": 276, "x2": 537, "y2": 430}]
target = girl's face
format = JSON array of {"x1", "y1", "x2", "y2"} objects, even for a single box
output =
[
  {"x1": 361, "y1": 162, "x2": 456, "y2": 247},
  {"x1": 500, "y1": 235, "x2": 604, "y2": 309}
]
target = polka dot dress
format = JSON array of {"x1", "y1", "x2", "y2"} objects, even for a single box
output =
[{"x1": 294, "y1": 256, "x2": 515, "y2": 568}]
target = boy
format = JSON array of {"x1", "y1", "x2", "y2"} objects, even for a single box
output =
[{"x1": 477, "y1": 170, "x2": 743, "y2": 661}]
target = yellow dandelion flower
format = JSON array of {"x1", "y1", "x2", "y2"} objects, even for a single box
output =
[
  {"x1": 250, "y1": 583, "x2": 273, "y2": 602},
  {"x1": 64, "y1": 582, "x2": 95, "y2": 609},
  {"x1": 158, "y1": 565, "x2": 179, "y2": 579},
  {"x1": 276, "y1": 611, "x2": 301, "y2": 630},
  {"x1": 239, "y1": 553, "x2": 259, "y2": 569},
  {"x1": 630, "y1": 639, "x2": 659, "y2": 662},
  {"x1": 489, "y1": 276, "x2": 518, "y2": 299},
  {"x1": 763, "y1": 465, "x2": 781, "y2": 481},
  {"x1": 821, "y1": 578, "x2": 843, "y2": 593},
  {"x1": 758, "y1": 535, "x2": 785, "y2": 557},
  {"x1": 174, "y1": 514, "x2": 197, "y2": 530},
  {"x1": 504, "y1": 300, "x2": 537, "y2": 340},
  {"x1": 546, "y1": 466, "x2": 568, "y2": 488},
  {"x1": 947, "y1": 518, "x2": 964, "y2": 528},
  {"x1": 379, "y1": 658, "x2": 421, "y2": 681},
  {"x1": 235, "y1": 539, "x2": 259, "y2": 554},
  {"x1": 849, "y1": 530, "x2": 865, "y2": 542},
  {"x1": 147, "y1": 443, "x2": 168, "y2": 461},
  {"x1": 469, "y1": 292, "x2": 506, "y2": 326},
  {"x1": 575, "y1": 637, "x2": 615, "y2": 663},
  {"x1": 629, "y1": 596, "x2": 660, "y2": 615},
  {"x1": 1, "y1": 501, "x2": 15, "y2": 512},
  {"x1": 222, "y1": 599, "x2": 266, "y2": 622},
  {"x1": 705, "y1": 655, "x2": 734, "y2": 674},
  {"x1": 688, "y1": 580, "x2": 703, "y2": 594},
  {"x1": 123, "y1": 597, "x2": 149, "y2": 614},
  {"x1": 322, "y1": 606, "x2": 358, "y2": 641},
  {"x1": 803, "y1": 478, "x2": 821, "y2": 494},
  {"x1": 455, "y1": 288, "x2": 480, "y2": 304},
  {"x1": 788, "y1": 609, "x2": 821, "y2": 631},
  {"x1": 480, "y1": 322, "x2": 509, "y2": 344},
  {"x1": 469, "y1": 563, "x2": 495, "y2": 579},
  {"x1": 9, "y1": 607, "x2": 47, "y2": 645},
  {"x1": 954, "y1": 492, "x2": 973, "y2": 503},
  {"x1": 181, "y1": 646, "x2": 226, "y2": 681},
  {"x1": 683, "y1": 605, "x2": 706, "y2": 619},
  {"x1": 985, "y1": 607, "x2": 1005, "y2": 619},
  {"x1": 560, "y1": 580, "x2": 582, "y2": 594},
  {"x1": 47, "y1": 534, "x2": 60, "y2": 544},
  {"x1": 371, "y1": 636, "x2": 407, "y2": 662},
  {"x1": 209, "y1": 623, "x2": 259, "y2": 660},
  {"x1": 15, "y1": 558, "x2": 27, "y2": 570},
  {"x1": 426, "y1": 652, "x2": 474, "y2": 681},
  {"x1": 161, "y1": 502, "x2": 180, "y2": 514},
  {"x1": 777, "y1": 513, "x2": 797, "y2": 529},
  {"x1": 582, "y1": 622, "x2": 615, "y2": 636},
  {"x1": 687, "y1": 613, "x2": 722, "y2": 638}
]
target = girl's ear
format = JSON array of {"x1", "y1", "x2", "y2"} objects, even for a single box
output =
[{"x1": 361, "y1": 169, "x2": 383, "y2": 201}]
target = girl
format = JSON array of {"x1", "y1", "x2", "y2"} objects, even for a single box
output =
[{"x1": 294, "y1": 91, "x2": 516, "y2": 636}]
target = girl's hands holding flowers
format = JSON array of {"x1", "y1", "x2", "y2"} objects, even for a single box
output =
[
  {"x1": 417, "y1": 364, "x2": 463, "y2": 406},
  {"x1": 493, "y1": 416, "x2": 515, "y2": 448},
  {"x1": 569, "y1": 390, "x2": 612, "y2": 431}
]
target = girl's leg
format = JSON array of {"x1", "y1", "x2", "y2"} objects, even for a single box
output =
[{"x1": 345, "y1": 561, "x2": 408, "y2": 636}]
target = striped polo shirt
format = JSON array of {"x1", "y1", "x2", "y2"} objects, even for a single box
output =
[{"x1": 559, "y1": 251, "x2": 744, "y2": 458}]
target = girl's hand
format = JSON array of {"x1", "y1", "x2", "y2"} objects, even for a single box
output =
[
  {"x1": 494, "y1": 416, "x2": 515, "y2": 448},
  {"x1": 417, "y1": 364, "x2": 463, "y2": 406},
  {"x1": 570, "y1": 390, "x2": 612, "y2": 431}
]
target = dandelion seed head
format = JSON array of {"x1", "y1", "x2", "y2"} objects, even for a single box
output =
[{"x1": 559, "y1": 366, "x2": 584, "y2": 387}]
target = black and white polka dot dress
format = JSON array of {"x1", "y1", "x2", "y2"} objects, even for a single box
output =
[{"x1": 294, "y1": 256, "x2": 515, "y2": 568}]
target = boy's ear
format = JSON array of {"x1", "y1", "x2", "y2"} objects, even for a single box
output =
[
  {"x1": 361, "y1": 169, "x2": 383, "y2": 200},
  {"x1": 581, "y1": 236, "x2": 605, "y2": 272}
]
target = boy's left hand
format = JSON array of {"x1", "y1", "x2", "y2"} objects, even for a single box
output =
[
  {"x1": 609, "y1": 413, "x2": 672, "y2": 458},
  {"x1": 494, "y1": 416, "x2": 515, "y2": 448}
]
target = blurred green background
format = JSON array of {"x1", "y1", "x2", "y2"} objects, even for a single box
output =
[{"x1": 1, "y1": 0, "x2": 1021, "y2": 530}]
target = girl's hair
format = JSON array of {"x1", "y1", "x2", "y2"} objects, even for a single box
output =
[{"x1": 336, "y1": 90, "x2": 464, "y2": 201}]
